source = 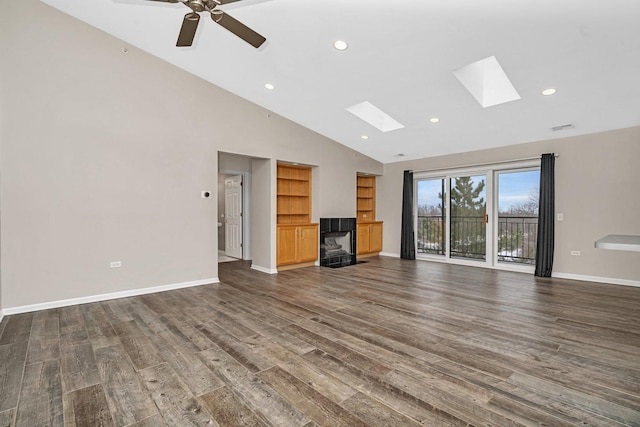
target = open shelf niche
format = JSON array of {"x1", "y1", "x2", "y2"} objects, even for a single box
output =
[
  {"x1": 277, "y1": 163, "x2": 311, "y2": 224},
  {"x1": 357, "y1": 174, "x2": 376, "y2": 222}
]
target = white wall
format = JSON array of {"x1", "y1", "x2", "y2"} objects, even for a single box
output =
[
  {"x1": 250, "y1": 159, "x2": 276, "y2": 272},
  {"x1": 0, "y1": 0, "x2": 382, "y2": 310},
  {"x1": 379, "y1": 126, "x2": 640, "y2": 285},
  {"x1": 219, "y1": 152, "x2": 252, "y2": 173}
]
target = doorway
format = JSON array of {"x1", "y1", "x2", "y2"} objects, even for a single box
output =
[
  {"x1": 218, "y1": 172, "x2": 242, "y2": 262},
  {"x1": 218, "y1": 151, "x2": 260, "y2": 265},
  {"x1": 218, "y1": 171, "x2": 250, "y2": 263},
  {"x1": 224, "y1": 175, "x2": 243, "y2": 259}
]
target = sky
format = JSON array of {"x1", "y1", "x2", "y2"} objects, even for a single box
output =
[
  {"x1": 417, "y1": 170, "x2": 540, "y2": 212},
  {"x1": 497, "y1": 170, "x2": 539, "y2": 211}
]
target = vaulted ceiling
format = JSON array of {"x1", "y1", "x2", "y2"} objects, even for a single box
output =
[{"x1": 42, "y1": 0, "x2": 640, "y2": 163}]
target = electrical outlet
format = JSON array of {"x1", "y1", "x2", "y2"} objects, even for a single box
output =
[
  {"x1": 110, "y1": 261, "x2": 122, "y2": 268},
  {"x1": 570, "y1": 251, "x2": 581, "y2": 256}
]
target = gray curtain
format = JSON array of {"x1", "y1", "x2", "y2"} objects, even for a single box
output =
[
  {"x1": 401, "y1": 170, "x2": 416, "y2": 260},
  {"x1": 534, "y1": 153, "x2": 555, "y2": 277}
]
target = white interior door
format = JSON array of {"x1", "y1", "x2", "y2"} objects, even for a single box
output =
[{"x1": 224, "y1": 175, "x2": 243, "y2": 259}]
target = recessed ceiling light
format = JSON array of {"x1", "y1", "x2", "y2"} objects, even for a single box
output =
[
  {"x1": 429, "y1": 117, "x2": 440, "y2": 123},
  {"x1": 541, "y1": 88, "x2": 557, "y2": 96},
  {"x1": 264, "y1": 83, "x2": 275, "y2": 90},
  {"x1": 361, "y1": 135, "x2": 369, "y2": 140},
  {"x1": 333, "y1": 40, "x2": 348, "y2": 51}
]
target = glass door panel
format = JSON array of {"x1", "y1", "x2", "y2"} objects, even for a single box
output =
[
  {"x1": 497, "y1": 170, "x2": 540, "y2": 265},
  {"x1": 416, "y1": 178, "x2": 446, "y2": 256},
  {"x1": 450, "y1": 175, "x2": 487, "y2": 261}
]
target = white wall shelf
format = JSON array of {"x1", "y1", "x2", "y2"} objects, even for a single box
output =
[{"x1": 595, "y1": 235, "x2": 640, "y2": 252}]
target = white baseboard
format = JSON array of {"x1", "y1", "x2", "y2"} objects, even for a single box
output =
[
  {"x1": 3, "y1": 277, "x2": 220, "y2": 316},
  {"x1": 0, "y1": 309, "x2": 4, "y2": 324},
  {"x1": 552, "y1": 272, "x2": 640, "y2": 288},
  {"x1": 386, "y1": 255, "x2": 638, "y2": 288},
  {"x1": 251, "y1": 264, "x2": 278, "y2": 274},
  {"x1": 379, "y1": 252, "x2": 400, "y2": 258}
]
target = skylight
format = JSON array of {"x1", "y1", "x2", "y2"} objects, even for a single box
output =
[
  {"x1": 453, "y1": 56, "x2": 521, "y2": 108},
  {"x1": 346, "y1": 101, "x2": 405, "y2": 133}
]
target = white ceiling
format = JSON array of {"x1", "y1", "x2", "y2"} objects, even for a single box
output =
[{"x1": 42, "y1": 0, "x2": 640, "y2": 163}]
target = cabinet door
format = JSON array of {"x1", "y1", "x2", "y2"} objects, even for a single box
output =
[
  {"x1": 357, "y1": 223, "x2": 370, "y2": 255},
  {"x1": 277, "y1": 226, "x2": 298, "y2": 266},
  {"x1": 370, "y1": 222, "x2": 383, "y2": 252},
  {"x1": 298, "y1": 224, "x2": 318, "y2": 263}
]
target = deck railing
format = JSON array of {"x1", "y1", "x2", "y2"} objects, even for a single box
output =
[{"x1": 416, "y1": 215, "x2": 538, "y2": 264}]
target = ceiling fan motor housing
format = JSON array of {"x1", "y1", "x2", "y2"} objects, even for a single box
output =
[{"x1": 188, "y1": 0, "x2": 206, "y2": 12}]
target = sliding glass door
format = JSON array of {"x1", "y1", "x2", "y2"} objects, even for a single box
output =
[
  {"x1": 415, "y1": 163, "x2": 539, "y2": 271},
  {"x1": 450, "y1": 175, "x2": 487, "y2": 261},
  {"x1": 416, "y1": 174, "x2": 489, "y2": 262},
  {"x1": 416, "y1": 178, "x2": 446, "y2": 256},
  {"x1": 496, "y1": 169, "x2": 540, "y2": 265}
]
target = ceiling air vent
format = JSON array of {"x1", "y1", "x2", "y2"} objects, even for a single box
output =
[{"x1": 551, "y1": 123, "x2": 575, "y2": 132}]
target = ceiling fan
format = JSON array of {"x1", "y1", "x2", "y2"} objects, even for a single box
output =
[{"x1": 146, "y1": 0, "x2": 266, "y2": 48}]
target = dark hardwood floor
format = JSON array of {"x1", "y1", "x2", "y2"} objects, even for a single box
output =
[{"x1": 1, "y1": 257, "x2": 639, "y2": 426}]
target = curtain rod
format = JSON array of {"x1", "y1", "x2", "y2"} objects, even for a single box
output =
[{"x1": 410, "y1": 153, "x2": 558, "y2": 174}]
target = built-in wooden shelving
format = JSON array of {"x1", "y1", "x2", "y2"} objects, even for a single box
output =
[
  {"x1": 357, "y1": 174, "x2": 383, "y2": 257},
  {"x1": 277, "y1": 163, "x2": 318, "y2": 269},
  {"x1": 277, "y1": 164, "x2": 311, "y2": 224},
  {"x1": 357, "y1": 175, "x2": 376, "y2": 222}
]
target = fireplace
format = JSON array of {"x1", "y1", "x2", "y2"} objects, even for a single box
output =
[{"x1": 320, "y1": 218, "x2": 356, "y2": 268}]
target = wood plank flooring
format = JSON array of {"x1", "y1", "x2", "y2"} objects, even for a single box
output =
[{"x1": 1, "y1": 257, "x2": 639, "y2": 426}]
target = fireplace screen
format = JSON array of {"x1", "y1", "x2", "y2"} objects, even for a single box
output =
[{"x1": 320, "y1": 218, "x2": 356, "y2": 268}]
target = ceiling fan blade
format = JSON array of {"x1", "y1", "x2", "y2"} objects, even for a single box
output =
[
  {"x1": 177, "y1": 13, "x2": 200, "y2": 47},
  {"x1": 211, "y1": 11, "x2": 266, "y2": 48}
]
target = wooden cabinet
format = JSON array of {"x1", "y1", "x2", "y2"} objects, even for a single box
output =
[
  {"x1": 357, "y1": 221, "x2": 383, "y2": 255},
  {"x1": 277, "y1": 226, "x2": 298, "y2": 266},
  {"x1": 277, "y1": 224, "x2": 318, "y2": 267},
  {"x1": 370, "y1": 222, "x2": 383, "y2": 252},
  {"x1": 277, "y1": 163, "x2": 317, "y2": 269}
]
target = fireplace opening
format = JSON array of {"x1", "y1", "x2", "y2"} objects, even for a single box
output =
[{"x1": 320, "y1": 218, "x2": 356, "y2": 268}]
